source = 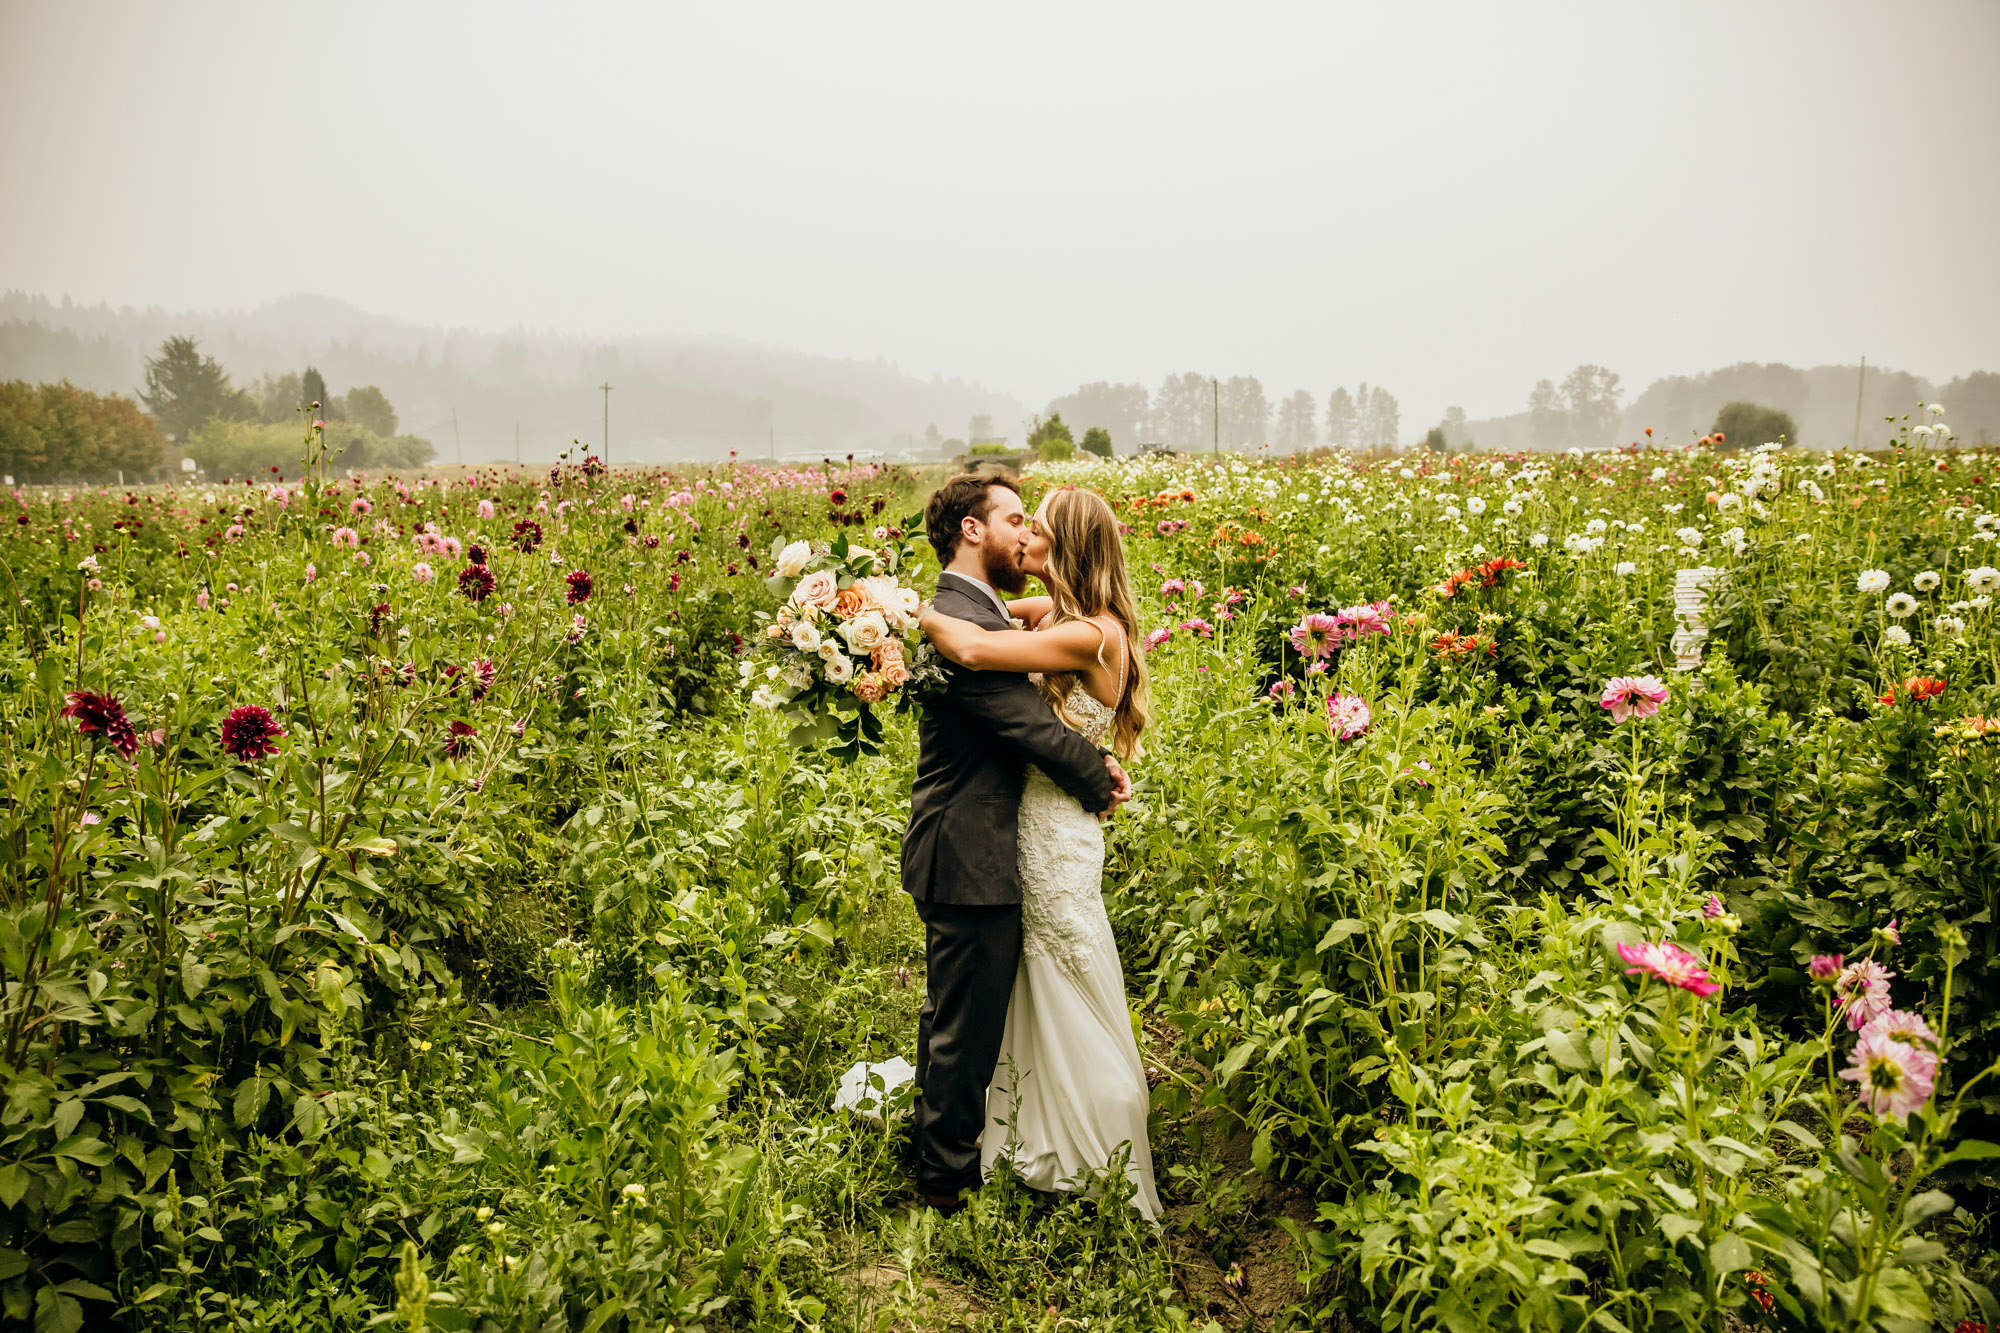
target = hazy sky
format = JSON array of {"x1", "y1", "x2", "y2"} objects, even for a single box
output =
[{"x1": 4, "y1": 2, "x2": 1997, "y2": 434}]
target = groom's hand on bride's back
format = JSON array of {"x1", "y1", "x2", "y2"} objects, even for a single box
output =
[{"x1": 1100, "y1": 755, "x2": 1132, "y2": 819}]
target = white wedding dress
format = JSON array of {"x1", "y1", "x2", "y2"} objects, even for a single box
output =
[{"x1": 982, "y1": 661, "x2": 1162, "y2": 1221}]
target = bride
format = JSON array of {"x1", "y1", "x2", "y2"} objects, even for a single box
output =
[{"x1": 919, "y1": 485, "x2": 1161, "y2": 1221}]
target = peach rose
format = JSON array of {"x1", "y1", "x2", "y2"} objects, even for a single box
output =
[
  {"x1": 874, "y1": 640, "x2": 910, "y2": 688},
  {"x1": 853, "y1": 671, "x2": 889, "y2": 704},
  {"x1": 835, "y1": 585, "x2": 871, "y2": 618},
  {"x1": 791, "y1": 569, "x2": 838, "y2": 610}
]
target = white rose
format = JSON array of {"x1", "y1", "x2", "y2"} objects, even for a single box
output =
[
  {"x1": 841, "y1": 610, "x2": 890, "y2": 655},
  {"x1": 790, "y1": 620, "x2": 823, "y2": 653},
  {"x1": 822, "y1": 652, "x2": 855, "y2": 684},
  {"x1": 776, "y1": 541, "x2": 812, "y2": 577}
]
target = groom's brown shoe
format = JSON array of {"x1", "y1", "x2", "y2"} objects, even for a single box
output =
[{"x1": 904, "y1": 1192, "x2": 965, "y2": 1216}]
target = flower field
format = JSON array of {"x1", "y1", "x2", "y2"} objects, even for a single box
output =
[{"x1": 5, "y1": 419, "x2": 2000, "y2": 1332}]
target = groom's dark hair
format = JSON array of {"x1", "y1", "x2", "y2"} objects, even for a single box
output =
[{"x1": 925, "y1": 473, "x2": 1020, "y2": 565}]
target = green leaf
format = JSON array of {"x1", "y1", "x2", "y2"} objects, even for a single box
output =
[
  {"x1": 1902, "y1": 1189, "x2": 1955, "y2": 1226},
  {"x1": 1870, "y1": 1267, "x2": 1932, "y2": 1322},
  {"x1": 33, "y1": 1289, "x2": 81, "y2": 1333},
  {"x1": 1215, "y1": 1041, "x2": 1258, "y2": 1081},
  {"x1": 1250, "y1": 1123, "x2": 1274, "y2": 1174},
  {"x1": 1707, "y1": 1232, "x2": 1751, "y2": 1275},
  {"x1": 1652, "y1": 1173, "x2": 1697, "y2": 1211},
  {"x1": 0, "y1": 1248, "x2": 25, "y2": 1281},
  {"x1": 1543, "y1": 1030, "x2": 1592, "y2": 1071},
  {"x1": 179, "y1": 956, "x2": 211, "y2": 999},
  {"x1": 1416, "y1": 908, "x2": 1460, "y2": 934},
  {"x1": 1314, "y1": 918, "x2": 1366, "y2": 952},
  {"x1": 1658, "y1": 1214, "x2": 1701, "y2": 1245},
  {"x1": 0, "y1": 1166, "x2": 28, "y2": 1209},
  {"x1": 50, "y1": 1135, "x2": 112, "y2": 1167}
]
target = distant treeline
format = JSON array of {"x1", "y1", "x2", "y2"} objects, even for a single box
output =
[
  {"x1": 0, "y1": 381, "x2": 165, "y2": 483},
  {"x1": 0, "y1": 335, "x2": 433, "y2": 482}
]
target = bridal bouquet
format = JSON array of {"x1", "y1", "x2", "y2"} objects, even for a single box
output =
[{"x1": 749, "y1": 526, "x2": 946, "y2": 758}]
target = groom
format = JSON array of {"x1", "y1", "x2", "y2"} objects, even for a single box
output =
[{"x1": 902, "y1": 473, "x2": 1130, "y2": 1212}]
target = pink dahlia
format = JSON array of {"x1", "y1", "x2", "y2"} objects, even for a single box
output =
[
  {"x1": 1616, "y1": 940, "x2": 1721, "y2": 997},
  {"x1": 1326, "y1": 692, "x2": 1372, "y2": 740},
  {"x1": 1600, "y1": 675, "x2": 1670, "y2": 723},
  {"x1": 1834, "y1": 958, "x2": 1896, "y2": 1031},
  {"x1": 1702, "y1": 894, "x2": 1725, "y2": 919},
  {"x1": 1288, "y1": 613, "x2": 1342, "y2": 658},
  {"x1": 1179, "y1": 618, "x2": 1214, "y2": 638},
  {"x1": 1857, "y1": 1008, "x2": 1939, "y2": 1053},
  {"x1": 1808, "y1": 953, "x2": 1845, "y2": 983},
  {"x1": 1336, "y1": 601, "x2": 1392, "y2": 639},
  {"x1": 1841, "y1": 1027, "x2": 1938, "y2": 1118},
  {"x1": 1143, "y1": 627, "x2": 1172, "y2": 651}
]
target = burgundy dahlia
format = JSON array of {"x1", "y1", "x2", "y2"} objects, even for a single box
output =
[
  {"x1": 466, "y1": 544, "x2": 487, "y2": 565},
  {"x1": 565, "y1": 570, "x2": 593, "y2": 605},
  {"x1": 369, "y1": 603, "x2": 392, "y2": 637},
  {"x1": 512, "y1": 519, "x2": 542, "y2": 554},
  {"x1": 471, "y1": 658, "x2": 497, "y2": 700},
  {"x1": 458, "y1": 563, "x2": 496, "y2": 602},
  {"x1": 62, "y1": 691, "x2": 139, "y2": 759},
  {"x1": 829, "y1": 488, "x2": 847, "y2": 505},
  {"x1": 445, "y1": 720, "x2": 478, "y2": 758},
  {"x1": 219, "y1": 704, "x2": 286, "y2": 762}
]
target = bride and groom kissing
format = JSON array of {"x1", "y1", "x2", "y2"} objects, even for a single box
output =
[{"x1": 902, "y1": 473, "x2": 1162, "y2": 1221}]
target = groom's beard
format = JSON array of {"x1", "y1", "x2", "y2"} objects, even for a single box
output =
[{"x1": 980, "y1": 540, "x2": 1030, "y2": 596}]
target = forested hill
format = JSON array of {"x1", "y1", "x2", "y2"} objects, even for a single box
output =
[{"x1": 0, "y1": 292, "x2": 1023, "y2": 464}]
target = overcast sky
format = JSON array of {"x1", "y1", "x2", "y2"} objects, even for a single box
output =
[{"x1": 3, "y1": 1, "x2": 1996, "y2": 433}]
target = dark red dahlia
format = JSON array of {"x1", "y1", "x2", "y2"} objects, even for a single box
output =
[
  {"x1": 219, "y1": 704, "x2": 286, "y2": 762},
  {"x1": 829, "y1": 489, "x2": 847, "y2": 504},
  {"x1": 368, "y1": 603, "x2": 392, "y2": 637},
  {"x1": 668, "y1": 573, "x2": 681, "y2": 593},
  {"x1": 457, "y1": 563, "x2": 496, "y2": 602},
  {"x1": 623, "y1": 518, "x2": 639, "y2": 536},
  {"x1": 471, "y1": 658, "x2": 496, "y2": 700},
  {"x1": 581, "y1": 454, "x2": 605, "y2": 478},
  {"x1": 726, "y1": 563, "x2": 739, "y2": 576},
  {"x1": 871, "y1": 497, "x2": 886, "y2": 515},
  {"x1": 565, "y1": 570, "x2": 593, "y2": 604},
  {"x1": 675, "y1": 549, "x2": 691, "y2": 565},
  {"x1": 512, "y1": 519, "x2": 542, "y2": 553},
  {"x1": 641, "y1": 534, "x2": 660, "y2": 550},
  {"x1": 62, "y1": 691, "x2": 139, "y2": 758},
  {"x1": 727, "y1": 632, "x2": 745, "y2": 656},
  {"x1": 445, "y1": 720, "x2": 478, "y2": 758},
  {"x1": 466, "y1": 544, "x2": 487, "y2": 565}
]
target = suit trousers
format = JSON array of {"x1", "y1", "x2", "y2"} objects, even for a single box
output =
[{"x1": 911, "y1": 896, "x2": 1021, "y2": 1198}]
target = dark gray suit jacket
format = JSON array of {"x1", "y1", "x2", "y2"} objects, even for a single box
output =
[{"x1": 901, "y1": 571, "x2": 1116, "y2": 905}]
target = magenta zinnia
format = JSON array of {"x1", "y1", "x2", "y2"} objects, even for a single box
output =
[
  {"x1": 1600, "y1": 675, "x2": 1670, "y2": 723},
  {"x1": 1616, "y1": 940, "x2": 1721, "y2": 997},
  {"x1": 1288, "y1": 613, "x2": 1342, "y2": 658},
  {"x1": 565, "y1": 570, "x2": 593, "y2": 605},
  {"x1": 219, "y1": 705, "x2": 286, "y2": 762},
  {"x1": 62, "y1": 691, "x2": 139, "y2": 759}
]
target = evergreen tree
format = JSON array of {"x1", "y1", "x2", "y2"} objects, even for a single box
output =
[
  {"x1": 1079, "y1": 426, "x2": 1113, "y2": 458},
  {"x1": 140, "y1": 336, "x2": 249, "y2": 442},
  {"x1": 1275, "y1": 389, "x2": 1317, "y2": 452},
  {"x1": 1324, "y1": 387, "x2": 1357, "y2": 450}
]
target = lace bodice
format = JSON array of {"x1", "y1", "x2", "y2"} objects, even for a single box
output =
[{"x1": 1019, "y1": 621, "x2": 1124, "y2": 982}]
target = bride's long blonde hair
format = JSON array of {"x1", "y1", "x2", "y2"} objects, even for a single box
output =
[{"x1": 1033, "y1": 486, "x2": 1151, "y2": 762}]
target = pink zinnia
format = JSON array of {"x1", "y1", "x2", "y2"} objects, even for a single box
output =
[
  {"x1": 1841, "y1": 1027, "x2": 1938, "y2": 1118},
  {"x1": 1616, "y1": 940, "x2": 1721, "y2": 997},
  {"x1": 351, "y1": 497, "x2": 372, "y2": 516},
  {"x1": 1179, "y1": 618, "x2": 1214, "y2": 638},
  {"x1": 1834, "y1": 958, "x2": 1895, "y2": 1031},
  {"x1": 331, "y1": 526, "x2": 359, "y2": 548},
  {"x1": 1600, "y1": 674, "x2": 1670, "y2": 723},
  {"x1": 1143, "y1": 627, "x2": 1172, "y2": 651},
  {"x1": 412, "y1": 562, "x2": 435, "y2": 582},
  {"x1": 1161, "y1": 578, "x2": 1186, "y2": 600},
  {"x1": 1326, "y1": 692, "x2": 1372, "y2": 740},
  {"x1": 1268, "y1": 680, "x2": 1296, "y2": 699},
  {"x1": 1289, "y1": 613, "x2": 1342, "y2": 658},
  {"x1": 478, "y1": 499, "x2": 496, "y2": 519}
]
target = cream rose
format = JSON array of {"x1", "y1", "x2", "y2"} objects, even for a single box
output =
[
  {"x1": 822, "y1": 652, "x2": 855, "y2": 684},
  {"x1": 776, "y1": 540, "x2": 812, "y2": 577},
  {"x1": 840, "y1": 610, "x2": 890, "y2": 655},
  {"x1": 791, "y1": 569, "x2": 838, "y2": 610},
  {"x1": 790, "y1": 621, "x2": 823, "y2": 653}
]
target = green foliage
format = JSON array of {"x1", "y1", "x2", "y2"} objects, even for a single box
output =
[
  {"x1": 139, "y1": 337, "x2": 255, "y2": 445},
  {"x1": 1026, "y1": 412, "x2": 1075, "y2": 459},
  {"x1": 185, "y1": 418, "x2": 433, "y2": 477},
  {"x1": 1079, "y1": 426, "x2": 1113, "y2": 458},
  {"x1": 0, "y1": 380, "x2": 166, "y2": 481},
  {"x1": 1714, "y1": 399, "x2": 1798, "y2": 449}
]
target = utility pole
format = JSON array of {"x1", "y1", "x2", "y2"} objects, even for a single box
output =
[
  {"x1": 599, "y1": 382, "x2": 613, "y2": 467},
  {"x1": 452, "y1": 407, "x2": 462, "y2": 468},
  {"x1": 1851, "y1": 356, "x2": 1866, "y2": 451},
  {"x1": 1212, "y1": 378, "x2": 1220, "y2": 455},
  {"x1": 514, "y1": 422, "x2": 520, "y2": 465}
]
